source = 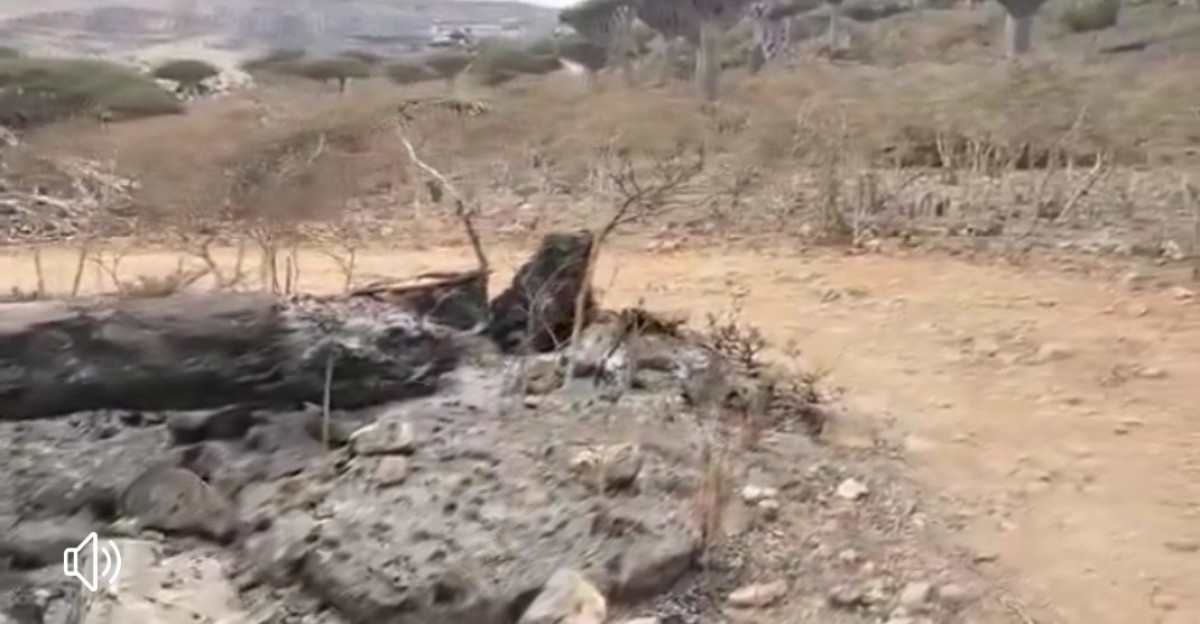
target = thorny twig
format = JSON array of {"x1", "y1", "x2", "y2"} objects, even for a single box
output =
[{"x1": 1051, "y1": 154, "x2": 1107, "y2": 225}]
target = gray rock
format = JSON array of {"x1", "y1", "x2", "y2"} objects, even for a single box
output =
[
  {"x1": 835, "y1": 477, "x2": 869, "y2": 501},
  {"x1": 349, "y1": 421, "x2": 417, "y2": 456},
  {"x1": 243, "y1": 513, "x2": 318, "y2": 587},
  {"x1": 118, "y1": 465, "x2": 237, "y2": 542},
  {"x1": 727, "y1": 580, "x2": 788, "y2": 607},
  {"x1": 78, "y1": 540, "x2": 251, "y2": 624},
  {"x1": 740, "y1": 484, "x2": 779, "y2": 504},
  {"x1": 300, "y1": 543, "x2": 511, "y2": 624},
  {"x1": 518, "y1": 569, "x2": 606, "y2": 624},
  {"x1": 175, "y1": 441, "x2": 260, "y2": 497},
  {"x1": 601, "y1": 444, "x2": 643, "y2": 493},
  {"x1": 302, "y1": 410, "x2": 369, "y2": 448},
  {"x1": 373, "y1": 456, "x2": 411, "y2": 487},
  {"x1": 166, "y1": 406, "x2": 257, "y2": 445},
  {"x1": 288, "y1": 388, "x2": 702, "y2": 624},
  {"x1": 522, "y1": 357, "x2": 564, "y2": 396},
  {"x1": 828, "y1": 585, "x2": 866, "y2": 609},
  {"x1": 897, "y1": 581, "x2": 932, "y2": 608},
  {"x1": 0, "y1": 515, "x2": 96, "y2": 568},
  {"x1": 597, "y1": 531, "x2": 699, "y2": 600},
  {"x1": 935, "y1": 582, "x2": 978, "y2": 606}
]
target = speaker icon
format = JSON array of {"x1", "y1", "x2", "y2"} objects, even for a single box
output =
[{"x1": 63, "y1": 532, "x2": 122, "y2": 592}]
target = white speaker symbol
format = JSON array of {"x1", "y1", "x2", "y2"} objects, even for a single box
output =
[{"x1": 63, "y1": 532, "x2": 122, "y2": 592}]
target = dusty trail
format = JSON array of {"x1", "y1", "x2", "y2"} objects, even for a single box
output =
[
  {"x1": 595, "y1": 247, "x2": 1200, "y2": 624},
  {"x1": 1, "y1": 242, "x2": 1197, "y2": 624}
]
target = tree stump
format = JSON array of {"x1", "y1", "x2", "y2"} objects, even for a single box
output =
[{"x1": 488, "y1": 231, "x2": 594, "y2": 353}]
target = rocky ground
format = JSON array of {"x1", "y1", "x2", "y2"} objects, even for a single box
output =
[{"x1": 0, "y1": 238, "x2": 997, "y2": 624}]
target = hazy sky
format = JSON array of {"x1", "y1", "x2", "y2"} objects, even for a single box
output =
[{"x1": 513, "y1": 0, "x2": 574, "y2": 6}]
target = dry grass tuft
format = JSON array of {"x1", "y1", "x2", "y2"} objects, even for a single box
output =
[{"x1": 690, "y1": 433, "x2": 735, "y2": 561}]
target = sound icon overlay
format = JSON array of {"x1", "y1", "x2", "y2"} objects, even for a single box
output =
[{"x1": 63, "y1": 532, "x2": 122, "y2": 592}]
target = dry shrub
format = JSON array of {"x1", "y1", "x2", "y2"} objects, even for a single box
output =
[
  {"x1": 116, "y1": 268, "x2": 209, "y2": 298},
  {"x1": 17, "y1": 48, "x2": 1200, "y2": 243},
  {"x1": 690, "y1": 435, "x2": 734, "y2": 560},
  {"x1": 117, "y1": 81, "x2": 416, "y2": 227},
  {"x1": 704, "y1": 306, "x2": 767, "y2": 372},
  {"x1": 855, "y1": 9, "x2": 999, "y2": 65}
]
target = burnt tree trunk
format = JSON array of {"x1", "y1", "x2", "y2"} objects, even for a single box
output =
[
  {"x1": 488, "y1": 231, "x2": 594, "y2": 353},
  {"x1": 0, "y1": 291, "x2": 464, "y2": 420}
]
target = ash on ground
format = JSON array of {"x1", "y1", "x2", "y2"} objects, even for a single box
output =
[{"x1": 0, "y1": 250, "x2": 997, "y2": 624}]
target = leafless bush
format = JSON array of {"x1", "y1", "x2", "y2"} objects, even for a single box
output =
[
  {"x1": 87, "y1": 246, "x2": 209, "y2": 297},
  {"x1": 703, "y1": 301, "x2": 767, "y2": 373},
  {"x1": 563, "y1": 143, "x2": 706, "y2": 379}
]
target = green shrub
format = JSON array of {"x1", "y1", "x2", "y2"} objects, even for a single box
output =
[
  {"x1": 469, "y1": 39, "x2": 560, "y2": 86},
  {"x1": 417, "y1": 49, "x2": 474, "y2": 81},
  {"x1": 384, "y1": 60, "x2": 438, "y2": 85},
  {"x1": 101, "y1": 83, "x2": 185, "y2": 118},
  {"x1": 339, "y1": 49, "x2": 387, "y2": 65},
  {"x1": 0, "y1": 57, "x2": 181, "y2": 128},
  {"x1": 555, "y1": 32, "x2": 607, "y2": 72},
  {"x1": 721, "y1": 21, "x2": 757, "y2": 70},
  {"x1": 151, "y1": 58, "x2": 221, "y2": 93},
  {"x1": 630, "y1": 21, "x2": 657, "y2": 55},
  {"x1": 526, "y1": 36, "x2": 559, "y2": 58},
  {"x1": 1059, "y1": 0, "x2": 1120, "y2": 33}
]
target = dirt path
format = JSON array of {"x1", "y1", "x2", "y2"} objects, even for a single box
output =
[
  {"x1": 596, "y1": 247, "x2": 1200, "y2": 624},
  {"x1": 1, "y1": 242, "x2": 1197, "y2": 624}
]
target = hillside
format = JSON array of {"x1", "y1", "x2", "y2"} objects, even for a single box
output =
[{"x1": 0, "y1": 0, "x2": 559, "y2": 63}]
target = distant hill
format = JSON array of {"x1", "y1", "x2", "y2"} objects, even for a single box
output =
[{"x1": 0, "y1": 0, "x2": 559, "y2": 63}]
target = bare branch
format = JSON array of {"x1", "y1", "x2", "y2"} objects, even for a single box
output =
[
  {"x1": 564, "y1": 144, "x2": 706, "y2": 381},
  {"x1": 394, "y1": 123, "x2": 490, "y2": 274}
]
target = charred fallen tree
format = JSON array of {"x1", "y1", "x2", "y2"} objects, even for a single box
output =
[
  {"x1": 0, "y1": 291, "x2": 465, "y2": 421},
  {"x1": 0, "y1": 232, "x2": 605, "y2": 420}
]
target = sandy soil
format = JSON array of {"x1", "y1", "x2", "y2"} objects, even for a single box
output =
[{"x1": 2, "y1": 241, "x2": 1196, "y2": 624}]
